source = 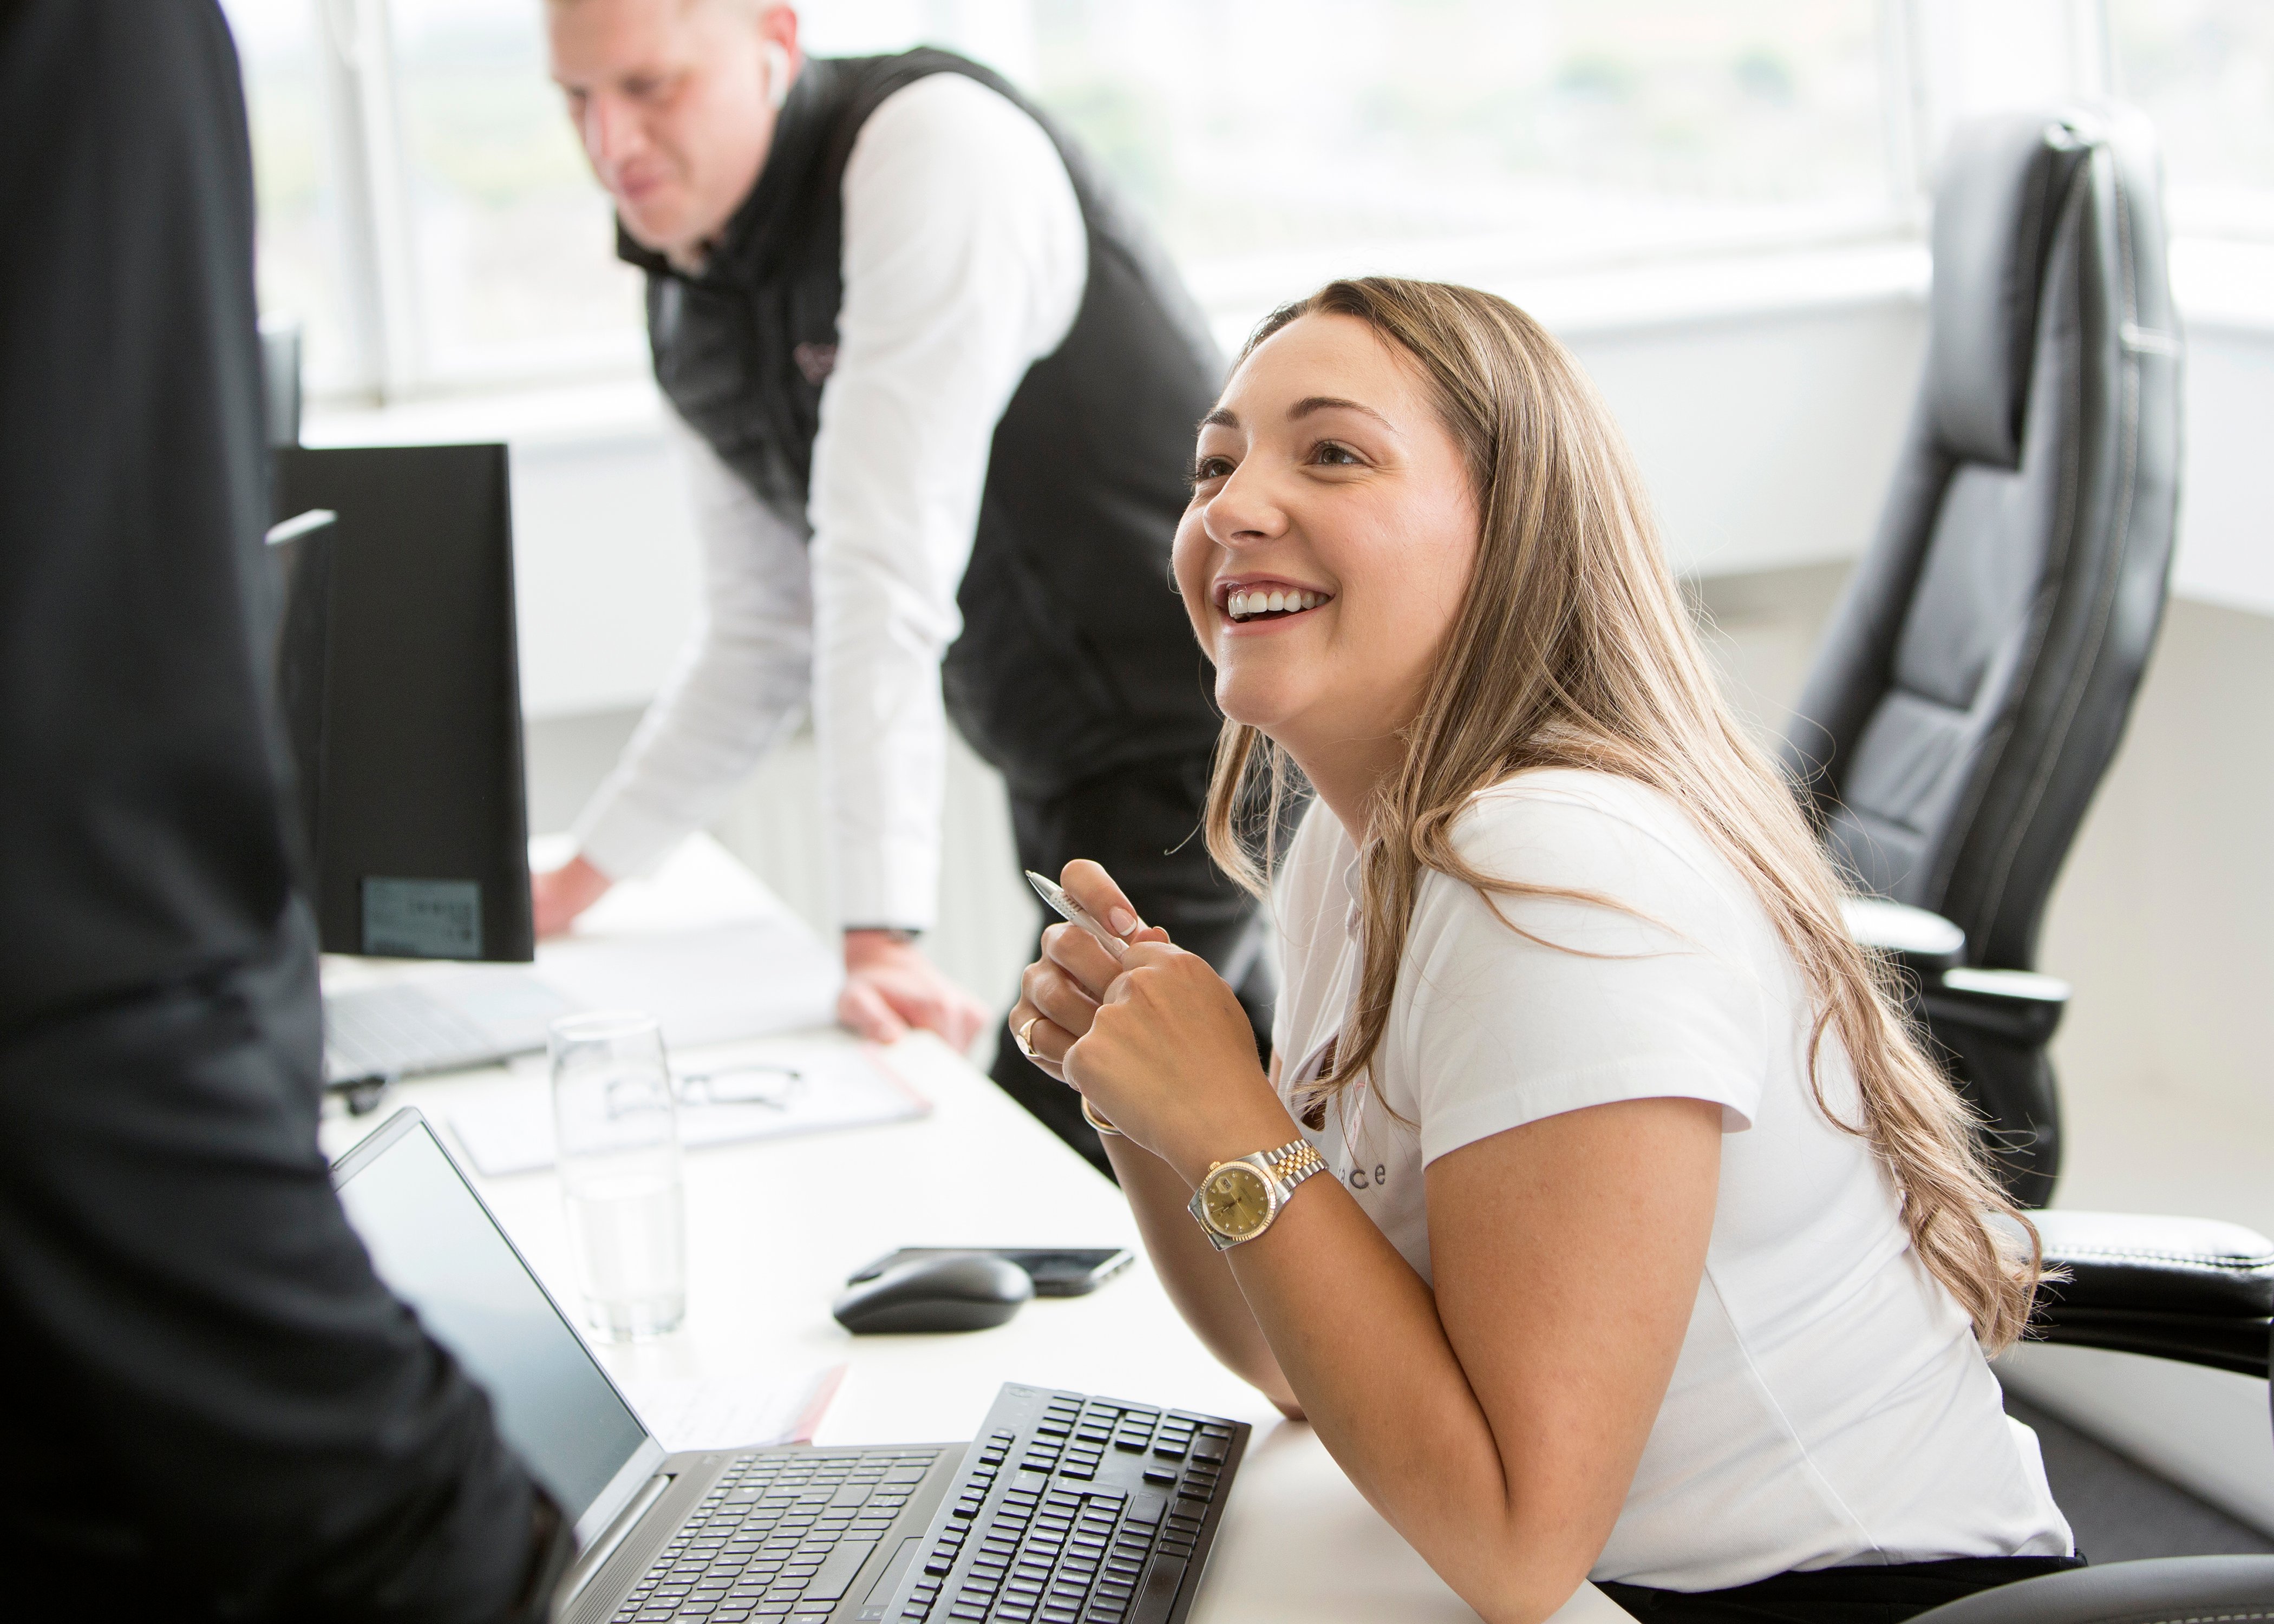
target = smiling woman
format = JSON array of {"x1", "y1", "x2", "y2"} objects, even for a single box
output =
[{"x1": 1006, "y1": 278, "x2": 2082, "y2": 1623}]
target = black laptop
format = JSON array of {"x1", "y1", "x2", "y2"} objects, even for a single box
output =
[{"x1": 331, "y1": 1110, "x2": 1249, "y2": 1624}]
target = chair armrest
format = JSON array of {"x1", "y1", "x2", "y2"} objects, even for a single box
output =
[
  {"x1": 2027, "y1": 1209, "x2": 2274, "y2": 1378},
  {"x1": 1909, "y1": 1556, "x2": 2274, "y2": 1622},
  {"x1": 1841, "y1": 897, "x2": 1966, "y2": 974},
  {"x1": 2035, "y1": 1210, "x2": 2274, "y2": 1316},
  {"x1": 1920, "y1": 966, "x2": 2071, "y2": 1046},
  {"x1": 1837, "y1": 896, "x2": 2071, "y2": 1042}
]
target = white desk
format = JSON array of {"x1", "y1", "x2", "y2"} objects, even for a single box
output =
[{"x1": 321, "y1": 856, "x2": 1631, "y2": 1624}]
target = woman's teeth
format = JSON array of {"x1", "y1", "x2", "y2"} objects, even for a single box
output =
[{"x1": 1226, "y1": 588, "x2": 1328, "y2": 621}]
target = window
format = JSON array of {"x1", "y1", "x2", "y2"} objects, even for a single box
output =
[
  {"x1": 1030, "y1": 0, "x2": 1898, "y2": 300},
  {"x1": 389, "y1": 0, "x2": 646, "y2": 385},
  {"x1": 221, "y1": 0, "x2": 358, "y2": 392},
  {"x1": 2108, "y1": 0, "x2": 2274, "y2": 239},
  {"x1": 221, "y1": 1, "x2": 2185, "y2": 404},
  {"x1": 222, "y1": 0, "x2": 645, "y2": 397}
]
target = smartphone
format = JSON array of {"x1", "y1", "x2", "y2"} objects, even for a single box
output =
[{"x1": 846, "y1": 1247, "x2": 1134, "y2": 1298}]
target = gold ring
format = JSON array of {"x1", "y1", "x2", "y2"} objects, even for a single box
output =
[
  {"x1": 1016, "y1": 1014, "x2": 1044, "y2": 1061},
  {"x1": 1080, "y1": 1095, "x2": 1124, "y2": 1138}
]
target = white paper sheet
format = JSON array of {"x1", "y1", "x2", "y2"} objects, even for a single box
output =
[
  {"x1": 447, "y1": 1040, "x2": 929, "y2": 1177},
  {"x1": 619, "y1": 1365, "x2": 847, "y2": 1452},
  {"x1": 535, "y1": 919, "x2": 843, "y2": 1051}
]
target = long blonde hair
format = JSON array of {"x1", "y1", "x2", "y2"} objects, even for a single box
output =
[{"x1": 1204, "y1": 278, "x2": 2043, "y2": 1351}]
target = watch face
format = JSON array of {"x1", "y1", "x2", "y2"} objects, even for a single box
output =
[{"x1": 1201, "y1": 1163, "x2": 1273, "y2": 1238}]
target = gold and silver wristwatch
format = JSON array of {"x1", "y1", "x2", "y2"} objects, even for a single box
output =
[{"x1": 1187, "y1": 1140, "x2": 1329, "y2": 1251}]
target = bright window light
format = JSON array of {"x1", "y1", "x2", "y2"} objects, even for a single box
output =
[
  {"x1": 1029, "y1": 0, "x2": 1897, "y2": 294},
  {"x1": 388, "y1": 0, "x2": 646, "y2": 387},
  {"x1": 221, "y1": 1, "x2": 2165, "y2": 402},
  {"x1": 219, "y1": 0, "x2": 357, "y2": 391},
  {"x1": 2108, "y1": 0, "x2": 2274, "y2": 239}
]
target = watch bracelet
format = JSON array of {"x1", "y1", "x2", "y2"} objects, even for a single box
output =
[{"x1": 1259, "y1": 1138, "x2": 1327, "y2": 1187}]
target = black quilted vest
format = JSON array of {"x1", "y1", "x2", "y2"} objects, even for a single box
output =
[{"x1": 620, "y1": 50, "x2": 1226, "y2": 801}]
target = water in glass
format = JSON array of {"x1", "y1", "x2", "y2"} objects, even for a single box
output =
[{"x1": 550, "y1": 1012, "x2": 686, "y2": 1340}]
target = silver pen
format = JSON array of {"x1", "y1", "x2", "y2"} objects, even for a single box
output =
[{"x1": 1025, "y1": 869, "x2": 1141, "y2": 962}]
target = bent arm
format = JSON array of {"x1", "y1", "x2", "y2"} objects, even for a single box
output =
[
  {"x1": 1014, "y1": 908, "x2": 1301, "y2": 1411},
  {"x1": 1103, "y1": 1003, "x2": 1720, "y2": 1621},
  {"x1": 1213, "y1": 1098, "x2": 1720, "y2": 1620},
  {"x1": 1103, "y1": 1116, "x2": 1304, "y2": 1418},
  {"x1": 1027, "y1": 844, "x2": 1739, "y2": 1620},
  {"x1": 573, "y1": 421, "x2": 815, "y2": 881},
  {"x1": 1101, "y1": 1020, "x2": 1717, "y2": 1619}
]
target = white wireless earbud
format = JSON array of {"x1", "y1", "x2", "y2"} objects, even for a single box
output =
[{"x1": 762, "y1": 42, "x2": 793, "y2": 112}]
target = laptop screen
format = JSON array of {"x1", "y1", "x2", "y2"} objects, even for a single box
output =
[{"x1": 334, "y1": 1115, "x2": 652, "y2": 1525}]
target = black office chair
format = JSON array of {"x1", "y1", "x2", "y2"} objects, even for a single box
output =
[
  {"x1": 1780, "y1": 109, "x2": 2274, "y2": 1619},
  {"x1": 1780, "y1": 106, "x2": 2181, "y2": 1210},
  {"x1": 1908, "y1": 1206, "x2": 2274, "y2": 1620}
]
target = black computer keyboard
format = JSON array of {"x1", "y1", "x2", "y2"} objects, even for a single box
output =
[
  {"x1": 612, "y1": 1446, "x2": 949, "y2": 1624},
  {"x1": 890, "y1": 1384, "x2": 1250, "y2": 1624}
]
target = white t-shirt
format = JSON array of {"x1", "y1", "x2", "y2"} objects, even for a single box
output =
[{"x1": 1269, "y1": 769, "x2": 2070, "y2": 1591}]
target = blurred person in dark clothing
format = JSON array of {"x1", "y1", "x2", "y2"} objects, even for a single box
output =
[{"x1": 0, "y1": 3, "x2": 571, "y2": 1618}]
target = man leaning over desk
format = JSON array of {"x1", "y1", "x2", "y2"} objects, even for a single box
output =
[{"x1": 536, "y1": 0, "x2": 1266, "y2": 1175}]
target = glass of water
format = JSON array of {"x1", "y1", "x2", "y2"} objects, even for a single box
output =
[{"x1": 548, "y1": 1011, "x2": 686, "y2": 1340}]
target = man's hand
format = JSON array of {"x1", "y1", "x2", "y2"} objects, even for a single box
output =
[
  {"x1": 531, "y1": 854, "x2": 613, "y2": 938},
  {"x1": 839, "y1": 930, "x2": 989, "y2": 1050}
]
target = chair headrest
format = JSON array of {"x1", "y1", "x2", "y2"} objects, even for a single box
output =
[{"x1": 1926, "y1": 113, "x2": 2096, "y2": 469}]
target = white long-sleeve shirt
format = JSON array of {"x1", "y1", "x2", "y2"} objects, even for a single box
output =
[{"x1": 573, "y1": 73, "x2": 1088, "y2": 931}]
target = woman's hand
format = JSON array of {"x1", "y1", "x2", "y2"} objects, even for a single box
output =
[
  {"x1": 1008, "y1": 861, "x2": 1291, "y2": 1180},
  {"x1": 1070, "y1": 941, "x2": 1294, "y2": 1179},
  {"x1": 1005, "y1": 860, "x2": 1164, "y2": 1082}
]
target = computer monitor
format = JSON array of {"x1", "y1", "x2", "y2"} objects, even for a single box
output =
[{"x1": 270, "y1": 443, "x2": 536, "y2": 962}]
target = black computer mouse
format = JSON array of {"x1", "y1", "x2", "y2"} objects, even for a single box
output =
[{"x1": 831, "y1": 1250, "x2": 1034, "y2": 1334}]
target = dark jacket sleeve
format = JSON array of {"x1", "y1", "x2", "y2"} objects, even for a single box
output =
[{"x1": 0, "y1": 4, "x2": 570, "y2": 1618}]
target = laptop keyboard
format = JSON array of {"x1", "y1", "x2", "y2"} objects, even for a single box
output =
[
  {"x1": 612, "y1": 1448, "x2": 947, "y2": 1624},
  {"x1": 324, "y1": 983, "x2": 500, "y2": 1080},
  {"x1": 891, "y1": 1385, "x2": 1249, "y2": 1624}
]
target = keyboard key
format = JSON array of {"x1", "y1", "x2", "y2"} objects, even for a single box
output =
[
  {"x1": 880, "y1": 1391, "x2": 1243, "y2": 1624},
  {"x1": 798, "y1": 1538, "x2": 878, "y2": 1604}
]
